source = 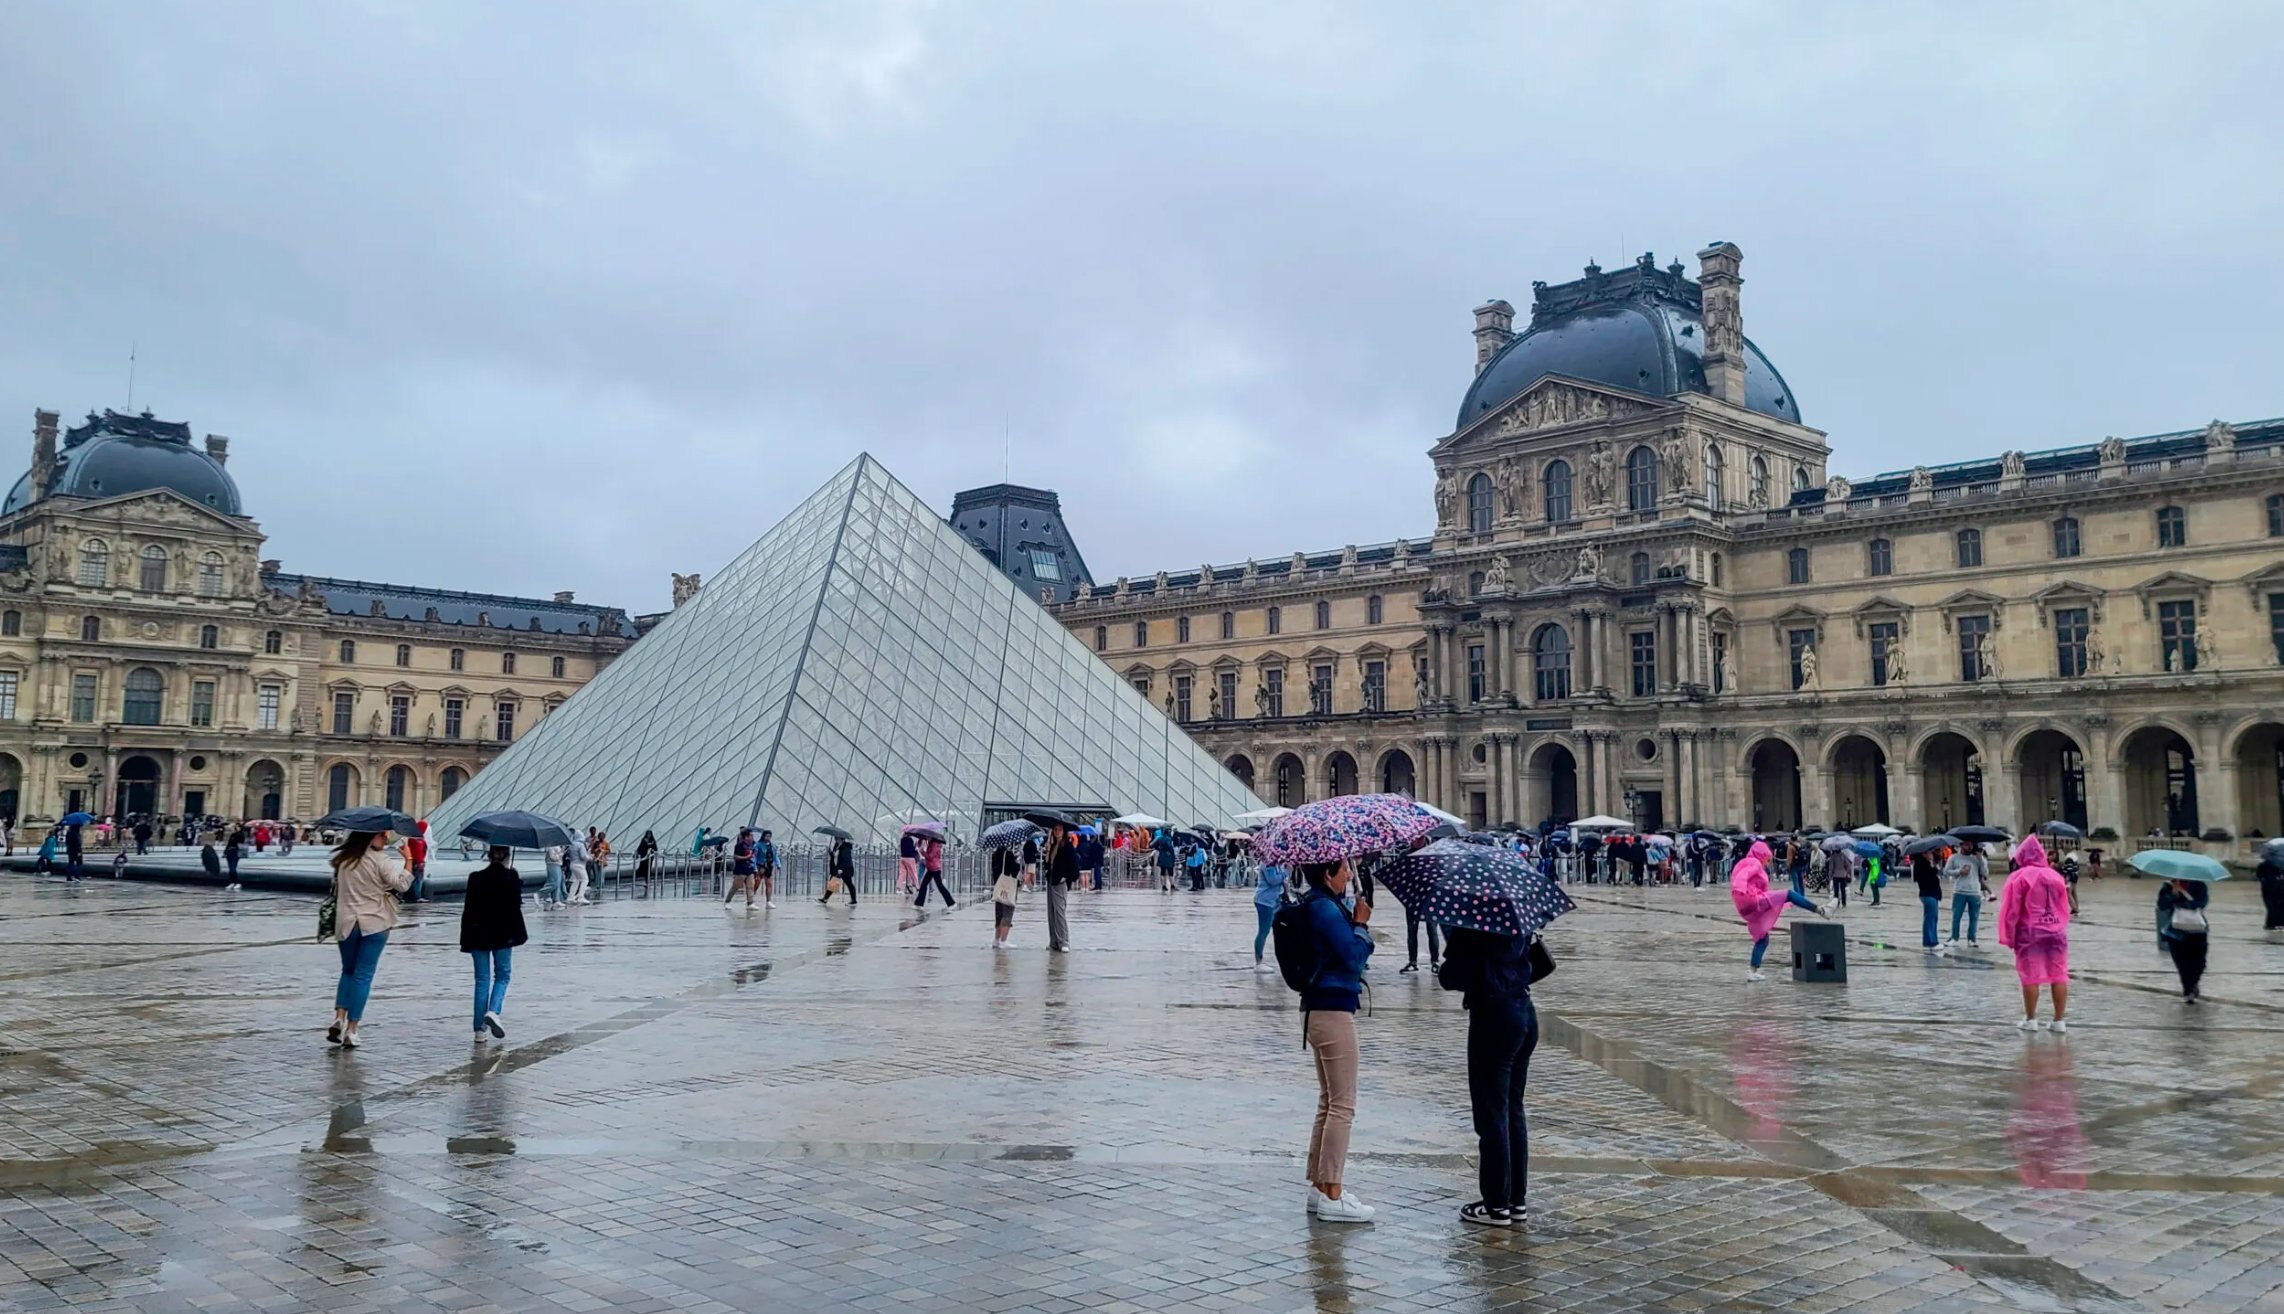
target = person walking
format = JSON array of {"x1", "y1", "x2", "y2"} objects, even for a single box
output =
[
  {"x1": 1828, "y1": 849, "x2": 1851, "y2": 908},
  {"x1": 1399, "y1": 888, "x2": 1442, "y2": 975},
  {"x1": 1946, "y1": 843, "x2": 1987, "y2": 946},
  {"x1": 634, "y1": 830, "x2": 658, "y2": 882},
  {"x1": 1296, "y1": 858, "x2": 1376, "y2": 1223},
  {"x1": 913, "y1": 832, "x2": 952, "y2": 909},
  {"x1": 1440, "y1": 926, "x2": 1539, "y2": 1227},
  {"x1": 541, "y1": 844, "x2": 567, "y2": 908},
  {"x1": 279, "y1": 820, "x2": 297, "y2": 857},
  {"x1": 1185, "y1": 841, "x2": 1208, "y2": 892},
  {"x1": 2257, "y1": 840, "x2": 2284, "y2": 943},
  {"x1": 990, "y1": 844, "x2": 1021, "y2": 948},
  {"x1": 896, "y1": 831, "x2": 920, "y2": 896},
  {"x1": 1079, "y1": 827, "x2": 1105, "y2": 892},
  {"x1": 565, "y1": 829, "x2": 593, "y2": 906},
  {"x1": 1912, "y1": 844, "x2": 1947, "y2": 955},
  {"x1": 1153, "y1": 828, "x2": 1178, "y2": 893},
  {"x1": 819, "y1": 835, "x2": 856, "y2": 905},
  {"x1": 2157, "y1": 878, "x2": 2212, "y2": 1004},
  {"x1": 404, "y1": 822, "x2": 430, "y2": 904},
  {"x1": 755, "y1": 829, "x2": 779, "y2": 906},
  {"x1": 326, "y1": 832, "x2": 411, "y2": 1050},
  {"x1": 1252, "y1": 860, "x2": 1287, "y2": 973},
  {"x1": 224, "y1": 824, "x2": 246, "y2": 891},
  {"x1": 1786, "y1": 837, "x2": 1810, "y2": 898},
  {"x1": 1998, "y1": 836, "x2": 2071, "y2": 1031},
  {"x1": 132, "y1": 817, "x2": 152, "y2": 856},
  {"x1": 1043, "y1": 821, "x2": 1078, "y2": 952},
  {"x1": 1730, "y1": 838, "x2": 1825, "y2": 982},
  {"x1": 726, "y1": 828, "x2": 758, "y2": 906},
  {"x1": 64, "y1": 821, "x2": 84, "y2": 880},
  {"x1": 461, "y1": 845, "x2": 527, "y2": 1041}
]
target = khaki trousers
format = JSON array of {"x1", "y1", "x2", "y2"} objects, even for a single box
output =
[{"x1": 1305, "y1": 1010, "x2": 1359, "y2": 1184}]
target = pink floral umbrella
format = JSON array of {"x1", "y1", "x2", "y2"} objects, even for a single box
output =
[{"x1": 1255, "y1": 793, "x2": 1440, "y2": 867}]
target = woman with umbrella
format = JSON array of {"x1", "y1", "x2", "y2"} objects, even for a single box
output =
[
  {"x1": 2258, "y1": 839, "x2": 2284, "y2": 943},
  {"x1": 1730, "y1": 839, "x2": 1828, "y2": 982},
  {"x1": 1997, "y1": 836, "x2": 2072, "y2": 1031},
  {"x1": 2143, "y1": 852, "x2": 2220, "y2": 1004},
  {"x1": 460, "y1": 844, "x2": 528, "y2": 1041},
  {"x1": 816, "y1": 829, "x2": 857, "y2": 906},
  {"x1": 324, "y1": 825, "x2": 414, "y2": 1049}
]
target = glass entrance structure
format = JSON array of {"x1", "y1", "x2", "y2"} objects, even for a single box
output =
[{"x1": 427, "y1": 456, "x2": 1258, "y2": 845}]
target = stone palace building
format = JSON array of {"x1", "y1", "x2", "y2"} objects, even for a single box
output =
[
  {"x1": 1053, "y1": 245, "x2": 2284, "y2": 855},
  {"x1": 0, "y1": 407, "x2": 632, "y2": 826}
]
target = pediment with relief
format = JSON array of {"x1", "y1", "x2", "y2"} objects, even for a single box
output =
[
  {"x1": 64, "y1": 488, "x2": 253, "y2": 537},
  {"x1": 1441, "y1": 375, "x2": 1673, "y2": 450}
]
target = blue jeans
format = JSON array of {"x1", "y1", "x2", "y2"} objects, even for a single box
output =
[
  {"x1": 1254, "y1": 904, "x2": 1275, "y2": 961},
  {"x1": 1920, "y1": 895, "x2": 1940, "y2": 947},
  {"x1": 470, "y1": 947, "x2": 512, "y2": 1029},
  {"x1": 1750, "y1": 890, "x2": 1822, "y2": 969},
  {"x1": 334, "y1": 928, "x2": 389, "y2": 1022},
  {"x1": 543, "y1": 864, "x2": 565, "y2": 904},
  {"x1": 1950, "y1": 892, "x2": 1981, "y2": 942}
]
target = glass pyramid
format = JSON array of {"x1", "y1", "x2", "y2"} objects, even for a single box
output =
[{"x1": 425, "y1": 455, "x2": 1260, "y2": 846}]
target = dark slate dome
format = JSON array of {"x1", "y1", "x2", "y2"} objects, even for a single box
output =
[
  {"x1": 1457, "y1": 254, "x2": 1801, "y2": 428},
  {"x1": 3, "y1": 410, "x2": 243, "y2": 515}
]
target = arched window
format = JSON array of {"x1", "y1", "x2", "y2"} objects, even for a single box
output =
[
  {"x1": 0, "y1": 610, "x2": 18, "y2": 637},
  {"x1": 385, "y1": 765, "x2": 411, "y2": 812},
  {"x1": 2268, "y1": 494, "x2": 2284, "y2": 539},
  {"x1": 122, "y1": 667, "x2": 164, "y2": 725},
  {"x1": 1955, "y1": 528, "x2": 1982, "y2": 568},
  {"x1": 1626, "y1": 446, "x2": 1659, "y2": 511},
  {"x1": 339, "y1": 639, "x2": 357, "y2": 663},
  {"x1": 1630, "y1": 552, "x2": 1650, "y2": 586},
  {"x1": 1266, "y1": 606, "x2": 1282, "y2": 636},
  {"x1": 2155, "y1": 505, "x2": 2186, "y2": 548},
  {"x1": 1868, "y1": 538, "x2": 1893, "y2": 577},
  {"x1": 77, "y1": 539, "x2": 109, "y2": 588},
  {"x1": 197, "y1": 552, "x2": 225, "y2": 597},
  {"x1": 1314, "y1": 600, "x2": 1331, "y2": 630},
  {"x1": 394, "y1": 643, "x2": 412, "y2": 668},
  {"x1": 263, "y1": 629, "x2": 282, "y2": 654},
  {"x1": 1532, "y1": 625, "x2": 1573, "y2": 702},
  {"x1": 1786, "y1": 547, "x2": 1810, "y2": 585},
  {"x1": 1792, "y1": 465, "x2": 1812, "y2": 493},
  {"x1": 1133, "y1": 620, "x2": 1149, "y2": 648},
  {"x1": 550, "y1": 655, "x2": 566, "y2": 678},
  {"x1": 440, "y1": 766, "x2": 467, "y2": 800},
  {"x1": 1750, "y1": 456, "x2": 1770, "y2": 504},
  {"x1": 2052, "y1": 517, "x2": 2081, "y2": 558},
  {"x1": 138, "y1": 544, "x2": 168, "y2": 592},
  {"x1": 449, "y1": 647, "x2": 465, "y2": 671},
  {"x1": 326, "y1": 763, "x2": 354, "y2": 812},
  {"x1": 1543, "y1": 460, "x2": 1573, "y2": 522},
  {"x1": 501, "y1": 652, "x2": 517, "y2": 674},
  {"x1": 1466, "y1": 473, "x2": 1495, "y2": 533},
  {"x1": 1366, "y1": 594, "x2": 1383, "y2": 625},
  {"x1": 1703, "y1": 444, "x2": 1725, "y2": 511},
  {"x1": 198, "y1": 624, "x2": 218, "y2": 650},
  {"x1": 80, "y1": 615, "x2": 100, "y2": 642}
]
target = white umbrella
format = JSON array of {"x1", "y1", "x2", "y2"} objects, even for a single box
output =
[
  {"x1": 1572, "y1": 814, "x2": 1634, "y2": 830},
  {"x1": 1110, "y1": 812, "x2": 1168, "y2": 829},
  {"x1": 1850, "y1": 823, "x2": 1902, "y2": 838},
  {"x1": 1233, "y1": 806, "x2": 1293, "y2": 822},
  {"x1": 1419, "y1": 802, "x2": 1467, "y2": 828}
]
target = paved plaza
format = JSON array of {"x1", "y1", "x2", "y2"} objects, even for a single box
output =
[{"x1": 1, "y1": 871, "x2": 2279, "y2": 1313}]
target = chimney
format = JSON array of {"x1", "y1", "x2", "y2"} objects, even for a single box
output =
[
  {"x1": 552, "y1": 590, "x2": 575, "y2": 604},
  {"x1": 1695, "y1": 242, "x2": 1746, "y2": 405},
  {"x1": 1472, "y1": 300, "x2": 1515, "y2": 374},
  {"x1": 259, "y1": 558, "x2": 280, "y2": 574},
  {"x1": 202, "y1": 434, "x2": 229, "y2": 465},
  {"x1": 31, "y1": 409, "x2": 58, "y2": 500}
]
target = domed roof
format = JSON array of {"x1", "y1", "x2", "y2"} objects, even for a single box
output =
[
  {"x1": 3, "y1": 410, "x2": 243, "y2": 516},
  {"x1": 1457, "y1": 255, "x2": 1801, "y2": 428}
]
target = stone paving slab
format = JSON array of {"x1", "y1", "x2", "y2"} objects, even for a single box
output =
[{"x1": 0, "y1": 872, "x2": 2279, "y2": 1311}]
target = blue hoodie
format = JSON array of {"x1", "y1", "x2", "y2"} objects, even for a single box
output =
[
  {"x1": 1299, "y1": 886, "x2": 1374, "y2": 1012},
  {"x1": 1254, "y1": 863, "x2": 1288, "y2": 910}
]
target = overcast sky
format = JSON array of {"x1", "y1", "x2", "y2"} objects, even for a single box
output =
[{"x1": 2, "y1": 2, "x2": 2278, "y2": 612}]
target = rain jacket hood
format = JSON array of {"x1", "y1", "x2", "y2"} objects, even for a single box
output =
[
  {"x1": 1998, "y1": 836, "x2": 2070, "y2": 946},
  {"x1": 1729, "y1": 841, "x2": 1793, "y2": 940}
]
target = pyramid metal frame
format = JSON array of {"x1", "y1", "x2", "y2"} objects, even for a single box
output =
[{"x1": 426, "y1": 455, "x2": 1260, "y2": 846}]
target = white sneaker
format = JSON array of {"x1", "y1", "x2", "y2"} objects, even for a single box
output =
[
  {"x1": 2017, "y1": 1017, "x2": 2037, "y2": 1031},
  {"x1": 1255, "y1": 960, "x2": 1275, "y2": 974},
  {"x1": 2050, "y1": 1019, "x2": 2068, "y2": 1034},
  {"x1": 2034, "y1": 1019, "x2": 2051, "y2": 1031},
  {"x1": 1746, "y1": 970, "x2": 1766, "y2": 982},
  {"x1": 225, "y1": 883, "x2": 241, "y2": 892},
  {"x1": 1310, "y1": 1189, "x2": 1373, "y2": 1223},
  {"x1": 766, "y1": 900, "x2": 777, "y2": 908}
]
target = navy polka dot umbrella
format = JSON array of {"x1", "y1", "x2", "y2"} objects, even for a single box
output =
[{"x1": 1378, "y1": 839, "x2": 1577, "y2": 938}]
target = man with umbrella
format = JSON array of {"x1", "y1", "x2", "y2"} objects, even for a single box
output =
[
  {"x1": 815, "y1": 826, "x2": 857, "y2": 905},
  {"x1": 59, "y1": 811, "x2": 92, "y2": 879}
]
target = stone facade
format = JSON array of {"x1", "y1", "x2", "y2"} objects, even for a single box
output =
[
  {"x1": 0, "y1": 409, "x2": 632, "y2": 825},
  {"x1": 1054, "y1": 248, "x2": 2284, "y2": 859}
]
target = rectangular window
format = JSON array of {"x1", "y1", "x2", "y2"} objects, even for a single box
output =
[
  {"x1": 70, "y1": 672, "x2": 96, "y2": 722},
  {"x1": 2271, "y1": 593, "x2": 2284, "y2": 666},
  {"x1": 2156, "y1": 506, "x2": 2186, "y2": 548},
  {"x1": 1788, "y1": 628, "x2": 1817, "y2": 690},
  {"x1": 1710, "y1": 633, "x2": 1727, "y2": 694},
  {"x1": 1220, "y1": 612, "x2": 1234, "y2": 640},
  {"x1": 389, "y1": 693, "x2": 410, "y2": 737},
  {"x1": 190, "y1": 679, "x2": 215, "y2": 727},
  {"x1": 1311, "y1": 662, "x2": 1334, "y2": 715},
  {"x1": 1631, "y1": 630, "x2": 1658, "y2": 698},
  {"x1": 449, "y1": 648, "x2": 465, "y2": 671},
  {"x1": 501, "y1": 652, "x2": 516, "y2": 675},
  {"x1": 1217, "y1": 670, "x2": 1237, "y2": 719},
  {"x1": 1786, "y1": 548, "x2": 1810, "y2": 585},
  {"x1": 332, "y1": 689, "x2": 355, "y2": 734},
  {"x1": 1028, "y1": 549, "x2": 1061, "y2": 581},
  {"x1": 257, "y1": 683, "x2": 280, "y2": 731},
  {"x1": 1133, "y1": 621, "x2": 1147, "y2": 648},
  {"x1": 1363, "y1": 660, "x2": 1386, "y2": 713},
  {"x1": 1957, "y1": 615, "x2": 1992, "y2": 682},
  {"x1": 496, "y1": 701, "x2": 517, "y2": 741},
  {"x1": 1093, "y1": 626, "x2": 1106, "y2": 652},
  {"x1": 1264, "y1": 668, "x2": 1284, "y2": 717},
  {"x1": 1176, "y1": 616, "x2": 1190, "y2": 643},
  {"x1": 2053, "y1": 607, "x2": 2089, "y2": 678},
  {"x1": 2052, "y1": 517, "x2": 2081, "y2": 558},
  {"x1": 1266, "y1": 607, "x2": 1282, "y2": 636},
  {"x1": 1869, "y1": 621, "x2": 1899, "y2": 686},
  {"x1": 1173, "y1": 674, "x2": 1192, "y2": 722},
  {"x1": 445, "y1": 697, "x2": 464, "y2": 739},
  {"x1": 0, "y1": 670, "x2": 15, "y2": 721},
  {"x1": 1466, "y1": 643, "x2": 1486, "y2": 703},
  {"x1": 2158, "y1": 599, "x2": 2198, "y2": 672}
]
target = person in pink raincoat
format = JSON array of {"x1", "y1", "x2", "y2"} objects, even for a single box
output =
[
  {"x1": 1998, "y1": 835, "x2": 2072, "y2": 1032},
  {"x1": 1729, "y1": 839, "x2": 1827, "y2": 981}
]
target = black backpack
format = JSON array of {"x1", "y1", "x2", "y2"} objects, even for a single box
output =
[{"x1": 1271, "y1": 889, "x2": 1326, "y2": 993}]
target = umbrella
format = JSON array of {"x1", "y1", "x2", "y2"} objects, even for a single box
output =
[
  {"x1": 1377, "y1": 839, "x2": 1576, "y2": 938},
  {"x1": 2037, "y1": 820, "x2": 2085, "y2": 840},
  {"x1": 1851, "y1": 840, "x2": 1885, "y2": 859},
  {"x1": 811, "y1": 825, "x2": 854, "y2": 842},
  {"x1": 1110, "y1": 812, "x2": 1168, "y2": 828},
  {"x1": 316, "y1": 806, "x2": 424, "y2": 835},
  {"x1": 58, "y1": 811, "x2": 96, "y2": 826},
  {"x1": 458, "y1": 810, "x2": 578, "y2": 849},
  {"x1": 1572, "y1": 814, "x2": 1633, "y2": 830},
  {"x1": 1820, "y1": 834, "x2": 1856, "y2": 853},
  {"x1": 2262, "y1": 836, "x2": 2284, "y2": 858},
  {"x1": 2127, "y1": 849, "x2": 2231, "y2": 882},
  {"x1": 1077, "y1": 824, "x2": 1099, "y2": 837},
  {"x1": 1904, "y1": 833, "x2": 1959, "y2": 857},
  {"x1": 901, "y1": 821, "x2": 949, "y2": 841},
  {"x1": 1218, "y1": 830, "x2": 1254, "y2": 843},
  {"x1": 1233, "y1": 806, "x2": 1292, "y2": 822},
  {"x1": 1019, "y1": 808, "x2": 1075, "y2": 828},
  {"x1": 1949, "y1": 824, "x2": 2011, "y2": 843},
  {"x1": 1451, "y1": 831, "x2": 1509, "y2": 847},
  {"x1": 980, "y1": 819, "x2": 1044, "y2": 851},
  {"x1": 1418, "y1": 802, "x2": 1467, "y2": 828},
  {"x1": 1850, "y1": 823, "x2": 1902, "y2": 838},
  {"x1": 1255, "y1": 793, "x2": 1440, "y2": 867}
]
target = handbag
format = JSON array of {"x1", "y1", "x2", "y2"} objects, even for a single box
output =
[
  {"x1": 1527, "y1": 936, "x2": 1557, "y2": 983},
  {"x1": 2171, "y1": 904, "x2": 2209, "y2": 934},
  {"x1": 823, "y1": 875, "x2": 844, "y2": 899},
  {"x1": 992, "y1": 873, "x2": 1019, "y2": 906},
  {"x1": 317, "y1": 876, "x2": 338, "y2": 943}
]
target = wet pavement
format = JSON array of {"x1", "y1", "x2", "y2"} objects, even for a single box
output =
[{"x1": 1, "y1": 871, "x2": 2279, "y2": 1312}]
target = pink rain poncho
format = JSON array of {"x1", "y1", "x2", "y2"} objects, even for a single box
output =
[
  {"x1": 1728, "y1": 840, "x2": 1796, "y2": 942},
  {"x1": 1998, "y1": 835, "x2": 2072, "y2": 986}
]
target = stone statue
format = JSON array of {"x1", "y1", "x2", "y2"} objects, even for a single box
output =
[
  {"x1": 1582, "y1": 441, "x2": 1616, "y2": 508},
  {"x1": 1414, "y1": 665, "x2": 1430, "y2": 705},
  {"x1": 1715, "y1": 649, "x2": 1733, "y2": 694},
  {"x1": 2203, "y1": 419, "x2": 2235, "y2": 454},
  {"x1": 2098, "y1": 435, "x2": 2126, "y2": 465},
  {"x1": 1241, "y1": 559, "x2": 1259, "y2": 585},
  {"x1": 1825, "y1": 474, "x2": 1852, "y2": 503},
  {"x1": 1884, "y1": 637, "x2": 1908, "y2": 686},
  {"x1": 369, "y1": 709, "x2": 382, "y2": 735},
  {"x1": 1253, "y1": 683, "x2": 1269, "y2": 716},
  {"x1": 2083, "y1": 626, "x2": 2105, "y2": 675},
  {"x1": 1486, "y1": 554, "x2": 1511, "y2": 590},
  {"x1": 2000, "y1": 450, "x2": 2025, "y2": 480},
  {"x1": 1496, "y1": 456, "x2": 1526, "y2": 518},
  {"x1": 1207, "y1": 686, "x2": 1222, "y2": 719},
  {"x1": 425, "y1": 712, "x2": 437, "y2": 737},
  {"x1": 1574, "y1": 543, "x2": 1601, "y2": 578},
  {"x1": 289, "y1": 706, "x2": 304, "y2": 733},
  {"x1": 1163, "y1": 690, "x2": 1175, "y2": 717},
  {"x1": 1433, "y1": 470, "x2": 1458, "y2": 527},
  {"x1": 1797, "y1": 644, "x2": 1819, "y2": 689},
  {"x1": 1661, "y1": 432, "x2": 1692, "y2": 493},
  {"x1": 1908, "y1": 465, "x2": 1933, "y2": 494},
  {"x1": 2195, "y1": 630, "x2": 2218, "y2": 670},
  {"x1": 670, "y1": 572, "x2": 702, "y2": 607},
  {"x1": 1975, "y1": 631, "x2": 2001, "y2": 679}
]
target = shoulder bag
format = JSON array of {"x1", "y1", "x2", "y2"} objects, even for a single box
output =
[
  {"x1": 317, "y1": 872, "x2": 339, "y2": 942},
  {"x1": 2171, "y1": 903, "x2": 2209, "y2": 935}
]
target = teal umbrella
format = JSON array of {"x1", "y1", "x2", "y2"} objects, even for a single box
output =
[{"x1": 2127, "y1": 849, "x2": 2230, "y2": 882}]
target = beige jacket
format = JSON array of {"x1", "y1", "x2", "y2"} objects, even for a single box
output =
[{"x1": 332, "y1": 849, "x2": 411, "y2": 936}]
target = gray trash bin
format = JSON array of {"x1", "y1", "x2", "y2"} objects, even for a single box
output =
[{"x1": 1790, "y1": 920, "x2": 1846, "y2": 983}]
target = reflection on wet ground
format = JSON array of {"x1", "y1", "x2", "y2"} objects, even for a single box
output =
[{"x1": 0, "y1": 874, "x2": 2278, "y2": 1311}]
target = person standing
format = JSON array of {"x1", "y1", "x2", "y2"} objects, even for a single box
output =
[
  {"x1": 1786, "y1": 837, "x2": 1810, "y2": 898},
  {"x1": 1044, "y1": 821, "x2": 1078, "y2": 952},
  {"x1": 1185, "y1": 841, "x2": 1208, "y2": 892},
  {"x1": 1296, "y1": 858, "x2": 1376, "y2": 1223},
  {"x1": 224, "y1": 824, "x2": 246, "y2": 892},
  {"x1": 1399, "y1": 890, "x2": 1442, "y2": 975},
  {"x1": 634, "y1": 830, "x2": 658, "y2": 882},
  {"x1": 279, "y1": 820, "x2": 297, "y2": 857},
  {"x1": 565, "y1": 829, "x2": 593, "y2": 906},
  {"x1": 1946, "y1": 843, "x2": 1987, "y2": 946},
  {"x1": 132, "y1": 817, "x2": 152, "y2": 856},
  {"x1": 990, "y1": 844, "x2": 1021, "y2": 948},
  {"x1": 589, "y1": 829, "x2": 611, "y2": 892},
  {"x1": 64, "y1": 821, "x2": 84, "y2": 880},
  {"x1": 2258, "y1": 841, "x2": 2284, "y2": 943},
  {"x1": 200, "y1": 834, "x2": 223, "y2": 886},
  {"x1": 1998, "y1": 836, "x2": 2071, "y2": 1031},
  {"x1": 2157, "y1": 879, "x2": 2213, "y2": 1004},
  {"x1": 1729, "y1": 839, "x2": 1825, "y2": 982},
  {"x1": 914, "y1": 832, "x2": 952, "y2": 909},
  {"x1": 755, "y1": 829, "x2": 778, "y2": 906},
  {"x1": 1079, "y1": 828, "x2": 1105, "y2": 892},
  {"x1": 1253, "y1": 861, "x2": 1287, "y2": 973},
  {"x1": 541, "y1": 844, "x2": 567, "y2": 908},
  {"x1": 1440, "y1": 926, "x2": 1539, "y2": 1227},
  {"x1": 1912, "y1": 845, "x2": 1946, "y2": 954},
  {"x1": 1153, "y1": 828, "x2": 1177, "y2": 893},
  {"x1": 404, "y1": 822, "x2": 431, "y2": 904},
  {"x1": 896, "y1": 831, "x2": 920, "y2": 897},
  {"x1": 1, "y1": 814, "x2": 13, "y2": 856},
  {"x1": 461, "y1": 845, "x2": 528, "y2": 1041},
  {"x1": 326, "y1": 832, "x2": 411, "y2": 1050}
]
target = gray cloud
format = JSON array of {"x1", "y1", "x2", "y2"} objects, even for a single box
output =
[{"x1": 2, "y1": 1, "x2": 2277, "y2": 610}]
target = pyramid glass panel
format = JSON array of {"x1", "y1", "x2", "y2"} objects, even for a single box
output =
[{"x1": 427, "y1": 455, "x2": 1260, "y2": 847}]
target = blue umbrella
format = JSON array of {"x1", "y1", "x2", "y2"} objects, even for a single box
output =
[
  {"x1": 1851, "y1": 840, "x2": 1884, "y2": 859},
  {"x1": 1376, "y1": 839, "x2": 1575, "y2": 938},
  {"x1": 316, "y1": 806, "x2": 423, "y2": 836},
  {"x1": 459, "y1": 810, "x2": 578, "y2": 849},
  {"x1": 2127, "y1": 849, "x2": 2230, "y2": 882},
  {"x1": 980, "y1": 819, "x2": 1043, "y2": 851},
  {"x1": 58, "y1": 811, "x2": 96, "y2": 826}
]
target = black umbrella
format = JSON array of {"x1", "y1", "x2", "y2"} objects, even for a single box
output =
[
  {"x1": 980, "y1": 819, "x2": 1043, "y2": 851},
  {"x1": 1904, "y1": 833, "x2": 1959, "y2": 857},
  {"x1": 2037, "y1": 820, "x2": 2084, "y2": 840},
  {"x1": 459, "y1": 810, "x2": 577, "y2": 849},
  {"x1": 1949, "y1": 824, "x2": 2011, "y2": 843},
  {"x1": 316, "y1": 806, "x2": 424, "y2": 836},
  {"x1": 1020, "y1": 808, "x2": 1075, "y2": 828},
  {"x1": 1376, "y1": 839, "x2": 1575, "y2": 938},
  {"x1": 811, "y1": 825, "x2": 853, "y2": 842}
]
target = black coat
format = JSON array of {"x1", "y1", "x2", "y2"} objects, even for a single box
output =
[
  {"x1": 1440, "y1": 927, "x2": 1532, "y2": 1005},
  {"x1": 460, "y1": 864, "x2": 530, "y2": 953},
  {"x1": 1046, "y1": 838, "x2": 1081, "y2": 886},
  {"x1": 199, "y1": 843, "x2": 222, "y2": 877}
]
